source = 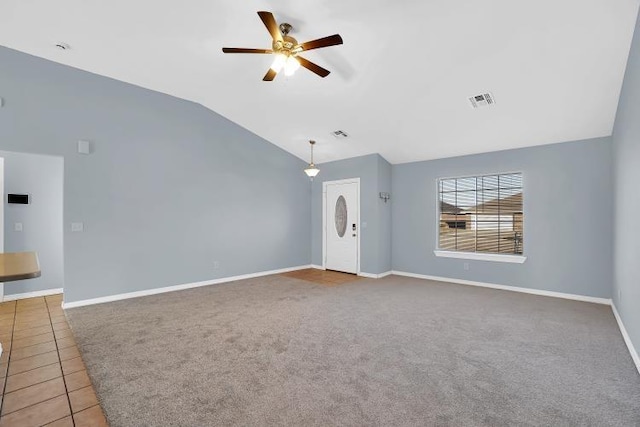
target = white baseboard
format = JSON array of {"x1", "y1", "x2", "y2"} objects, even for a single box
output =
[
  {"x1": 358, "y1": 272, "x2": 377, "y2": 279},
  {"x1": 611, "y1": 303, "x2": 640, "y2": 375},
  {"x1": 62, "y1": 265, "x2": 312, "y2": 309},
  {"x1": 359, "y1": 271, "x2": 392, "y2": 279},
  {"x1": 390, "y1": 271, "x2": 612, "y2": 305},
  {"x1": 310, "y1": 264, "x2": 324, "y2": 270},
  {"x1": 3, "y1": 288, "x2": 64, "y2": 302}
]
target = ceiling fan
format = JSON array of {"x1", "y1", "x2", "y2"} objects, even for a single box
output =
[{"x1": 222, "y1": 11, "x2": 343, "y2": 81}]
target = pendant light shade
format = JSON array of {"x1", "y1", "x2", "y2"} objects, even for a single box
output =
[
  {"x1": 304, "y1": 165, "x2": 320, "y2": 177},
  {"x1": 304, "y1": 140, "x2": 320, "y2": 179}
]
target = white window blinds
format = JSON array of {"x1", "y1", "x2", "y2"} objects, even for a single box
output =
[{"x1": 438, "y1": 173, "x2": 523, "y2": 254}]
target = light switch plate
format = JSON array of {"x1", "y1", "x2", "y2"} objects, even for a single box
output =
[
  {"x1": 71, "y1": 222, "x2": 84, "y2": 232},
  {"x1": 14, "y1": 222, "x2": 23, "y2": 232}
]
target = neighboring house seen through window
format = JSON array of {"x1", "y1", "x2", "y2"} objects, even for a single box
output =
[{"x1": 438, "y1": 173, "x2": 523, "y2": 255}]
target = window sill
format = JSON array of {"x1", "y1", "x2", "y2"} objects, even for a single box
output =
[{"x1": 433, "y1": 250, "x2": 527, "y2": 264}]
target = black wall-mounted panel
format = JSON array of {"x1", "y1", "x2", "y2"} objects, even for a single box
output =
[{"x1": 8, "y1": 194, "x2": 29, "y2": 204}]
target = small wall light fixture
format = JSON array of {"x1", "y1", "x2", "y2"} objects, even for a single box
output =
[{"x1": 379, "y1": 192, "x2": 391, "y2": 203}]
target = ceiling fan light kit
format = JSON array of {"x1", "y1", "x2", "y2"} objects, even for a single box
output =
[
  {"x1": 271, "y1": 53, "x2": 300, "y2": 76},
  {"x1": 283, "y1": 56, "x2": 300, "y2": 76},
  {"x1": 222, "y1": 11, "x2": 343, "y2": 81},
  {"x1": 270, "y1": 53, "x2": 286, "y2": 72}
]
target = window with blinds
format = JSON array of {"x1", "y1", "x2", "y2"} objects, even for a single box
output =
[{"x1": 438, "y1": 173, "x2": 523, "y2": 255}]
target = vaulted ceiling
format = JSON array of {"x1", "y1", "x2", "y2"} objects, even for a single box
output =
[{"x1": 1, "y1": 0, "x2": 638, "y2": 164}]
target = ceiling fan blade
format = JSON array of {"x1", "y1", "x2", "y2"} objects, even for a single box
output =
[
  {"x1": 257, "y1": 11, "x2": 283, "y2": 43},
  {"x1": 297, "y1": 56, "x2": 330, "y2": 78},
  {"x1": 296, "y1": 34, "x2": 343, "y2": 52},
  {"x1": 222, "y1": 48, "x2": 273, "y2": 54},
  {"x1": 263, "y1": 68, "x2": 278, "y2": 81}
]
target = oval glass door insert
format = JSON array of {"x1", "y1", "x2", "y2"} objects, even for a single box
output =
[{"x1": 335, "y1": 195, "x2": 348, "y2": 237}]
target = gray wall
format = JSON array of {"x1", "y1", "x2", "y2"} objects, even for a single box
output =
[
  {"x1": 0, "y1": 46, "x2": 311, "y2": 304},
  {"x1": 377, "y1": 155, "x2": 392, "y2": 273},
  {"x1": 1, "y1": 151, "x2": 64, "y2": 296},
  {"x1": 391, "y1": 138, "x2": 613, "y2": 298},
  {"x1": 311, "y1": 153, "x2": 392, "y2": 275},
  {"x1": 612, "y1": 10, "x2": 640, "y2": 357}
]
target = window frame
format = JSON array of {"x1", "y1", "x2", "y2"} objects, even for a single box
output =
[{"x1": 434, "y1": 172, "x2": 527, "y2": 264}]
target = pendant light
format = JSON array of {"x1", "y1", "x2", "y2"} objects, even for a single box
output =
[{"x1": 304, "y1": 140, "x2": 320, "y2": 179}]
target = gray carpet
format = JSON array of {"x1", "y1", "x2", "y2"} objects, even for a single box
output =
[{"x1": 66, "y1": 275, "x2": 640, "y2": 426}]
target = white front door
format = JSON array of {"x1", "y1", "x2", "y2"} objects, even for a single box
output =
[{"x1": 325, "y1": 180, "x2": 359, "y2": 274}]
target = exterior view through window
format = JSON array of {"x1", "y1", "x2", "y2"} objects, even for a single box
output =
[{"x1": 438, "y1": 173, "x2": 523, "y2": 255}]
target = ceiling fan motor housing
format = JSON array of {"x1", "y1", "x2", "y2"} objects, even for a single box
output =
[
  {"x1": 279, "y1": 23, "x2": 293, "y2": 35},
  {"x1": 273, "y1": 28, "x2": 298, "y2": 54}
]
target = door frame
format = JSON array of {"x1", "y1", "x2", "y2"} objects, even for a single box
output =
[
  {"x1": 322, "y1": 177, "x2": 361, "y2": 275},
  {"x1": 0, "y1": 157, "x2": 4, "y2": 300}
]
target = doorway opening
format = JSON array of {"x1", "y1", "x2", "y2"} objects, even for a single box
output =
[{"x1": 0, "y1": 151, "x2": 64, "y2": 301}]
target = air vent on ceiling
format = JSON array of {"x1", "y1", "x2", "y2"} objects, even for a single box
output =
[
  {"x1": 331, "y1": 130, "x2": 349, "y2": 139},
  {"x1": 468, "y1": 92, "x2": 495, "y2": 109}
]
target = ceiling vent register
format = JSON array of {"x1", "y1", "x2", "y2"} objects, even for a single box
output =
[
  {"x1": 331, "y1": 130, "x2": 349, "y2": 139},
  {"x1": 468, "y1": 92, "x2": 495, "y2": 109}
]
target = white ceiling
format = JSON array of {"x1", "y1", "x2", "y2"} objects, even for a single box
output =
[{"x1": 1, "y1": 0, "x2": 638, "y2": 164}]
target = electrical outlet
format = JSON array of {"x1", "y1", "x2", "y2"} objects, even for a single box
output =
[
  {"x1": 14, "y1": 222, "x2": 23, "y2": 232},
  {"x1": 213, "y1": 261, "x2": 220, "y2": 269},
  {"x1": 71, "y1": 222, "x2": 84, "y2": 232},
  {"x1": 463, "y1": 262, "x2": 469, "y2": 271}
]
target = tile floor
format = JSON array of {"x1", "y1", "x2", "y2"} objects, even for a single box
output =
[
  {"x1": 0, "y1": 294, "x2": 108, "y2": 427},
  {"x1": 281, "y1": 268, "x2": 361, "y2": 286}
]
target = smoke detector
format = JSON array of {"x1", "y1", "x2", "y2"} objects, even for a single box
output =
[
  {"x1": 331, "y1": 130, "x2": 349, "y2": 139},
  {"x1": 468, "y1": 92, "x2": 495, "y2": 109}
]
